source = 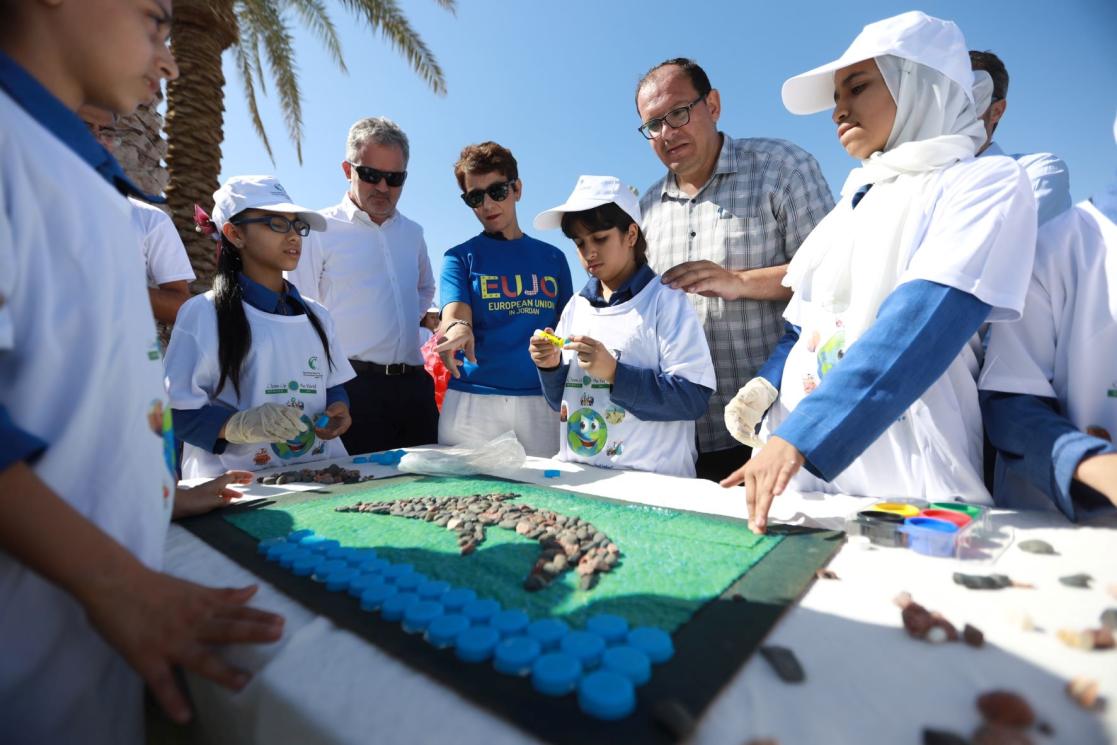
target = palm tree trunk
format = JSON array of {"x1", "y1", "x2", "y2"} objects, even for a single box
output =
[
  {"x1": 165, "y1": 0, "x2": 237, "y2": 291},
  {"x1": 107, "y1": 99, "x2": 170, "y2": 197}
]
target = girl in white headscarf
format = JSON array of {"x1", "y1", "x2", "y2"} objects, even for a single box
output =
[{"x1": 721, "y1": 11, "x2": 1038, "y2": 533}]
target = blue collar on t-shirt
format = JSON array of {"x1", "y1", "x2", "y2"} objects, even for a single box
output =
[
  {"x1": 579, "y1": 263, "x2": 657, "y2": 308},
  {"x1": 238, "y1": 272, "x2": 307, "y2": 316},
  {"x1": 0, "y1": 50, "x2": 159, "y2": 202}
]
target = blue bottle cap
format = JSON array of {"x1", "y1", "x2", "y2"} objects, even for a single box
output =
[
  {"x1": 359, "y1": 583, "x2": 398, "y2": 611},
  {"x1": 348, "y1": 548, "x2": 378, "y2": 565},
  {"x1": 560, "y1": 630, "x2": 606, "y2": 667},
  {"x1": 493, "y1": 636, "x2": 542, "y2": 676},
  {"x1": 532, "y1": 652, "x2": 583, "y2": 697},
  {"x1": 626, "y1": 627, "x2": 674, "y2": 664},
  {"x1": 287, "y1": 529, "x2": 315, "y2": 544},
  {"x1": 279, "y1": 548, "x2": 312, "y2": 569},
  {"x1": 543, "y1": 469, "x2": 561, "y2": 478},
  {"x1": 348, "y1": 574, "x2": 386, "y2": 598},
  {"x1": 528, "y1": 618, "x2": 570, "y2": 650},
  {"x1": 394, "y1": 572, "x2": 427, "y2": 593},
  {"x1": 308, "y1": 539, "x2": 341, "y2": 555},
  {"x1": 425, "y1": 613, "x2": 470, "y2": 648},
  {"x1": 402, "y1": 600, "x2": 444, "y2": 634},
  {"x1": 491, "y1": 609, "x2": 531, "y2": 638},
  {"x1": 586, "y1": 614, "x2": 629, "y2": 644},
  {"x1": 578, "y1": 671, "x2": 636, "y2": 720},
  {"x1": 315, "y1": 414, "x2": 330, "y2": 429},
  {"x1": 257, "y1": 537, "x2": 287, "y2": 555},
  {"x1": 602, "y1": 645, "x2": 651, "y2": 686},
  {"x1": 352, "y1": 455, "x2": 369, "y2": 464},
  {"x1": 292, "y1": 554, "x2": 321, "y2": 577},
  {"x1": 324, "y1": 545, "x2": 351, "y2": 561},
  {"x1": 325, "y1": 568, "x2": 358, "y2": 592},
  {"x1": 380, "y1": 592, "x2": 420, "y2": 622},
  {"x1": 441, "y1": 588, "x2": 477, "y2": 612},
  {"x1": 356, "y1": 557, "x2": 390, "y2": 575},
  {"x1": 455, "y1": 626, "x2": 501, "y2": 663},
  {"x1": 462, "y1": 598, "x2": 501, "y2": 625},
  {"x1": 417, "y1": 580, "x2": 451, "y2": 601},
  {"x1": 381, "y1": 563, "x2": 416, "y2": 582},
  {"x1": 266, "y1": 542, "x2": 298, "y2": 562},
  {"x1": 312, "y1": 560, "x2": 348, "y2": 582}
]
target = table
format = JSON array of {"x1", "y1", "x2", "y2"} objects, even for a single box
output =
[{"x1": 166, "y1": 452, "x2": 1117, "y2": 744}]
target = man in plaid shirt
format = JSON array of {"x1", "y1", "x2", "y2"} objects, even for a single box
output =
[{"x1": 636, "y1": 58, "x2": 834, "y2": 481}]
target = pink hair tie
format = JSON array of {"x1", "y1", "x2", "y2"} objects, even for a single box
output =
[{"x1": 193, "y1": 203, "x2": 219, "y2": 239}]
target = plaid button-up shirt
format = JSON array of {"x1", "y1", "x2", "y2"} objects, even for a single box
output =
[{"x1": 640, "y1": 134, "x2": 835, "y2": 452}]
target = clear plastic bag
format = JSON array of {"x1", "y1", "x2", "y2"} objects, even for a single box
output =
[{"x1": 397, "y1": 430, "x2": 527, "y2": 479}]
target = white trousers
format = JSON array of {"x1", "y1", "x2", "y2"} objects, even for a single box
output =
[{"x1": 438, "y1": 389, "x2": 560, "y2": 458}]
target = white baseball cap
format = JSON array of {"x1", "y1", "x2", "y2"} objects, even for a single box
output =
[
  {"x1": 211, "y1": 175, "x2": 327, "y2": 233},
  {"x1": 781, "y1": 11, "x2": 974, "y2": 115},
  {"x1": 533, "y1": 175, "x2": 641, "y2": 231}
]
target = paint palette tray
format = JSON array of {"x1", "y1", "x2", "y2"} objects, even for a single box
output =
[{"x1": 844, "y1": 498, "x2": 1010, "y2": 563}]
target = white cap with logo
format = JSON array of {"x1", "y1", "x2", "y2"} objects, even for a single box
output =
[
  {"x1": 211, "y1": 175, "x2": 327, "y2": 233},
  {"x1": 533, "y1": 175, "x2": 641, "y2": 231},
  {"x1": 781, "y1": 11, "x2": 974, "y2": 115}
]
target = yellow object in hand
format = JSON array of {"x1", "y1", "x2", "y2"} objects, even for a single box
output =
[{"x1": 534, "y1": 329, "x2": 567, "y2": 347}]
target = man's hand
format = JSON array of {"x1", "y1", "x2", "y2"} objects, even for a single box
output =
[
  {"x1": 80, "y1": 568, "x2": 284, "y2": 724},
  {"x1": 661, "y1": 260, "x2": 745, "y2": 299},
  {"x1": 433, "y1": 323, "x2": 476, "y2": 379},
  {"x1": 529, "y1": 328, "x2": 562, "y2": 369},
  {"x1": 720, "y1": 435, "x2": 804, "y2": 534},
  {"x1": 172, "y1": 470, "x2": 252, "y2": 520},
  {"x1": 314, "y1": 401, "x2": 351, "y2": 440},
  {"x1": 564, "y1": 335, "x2": 617, "y2": 383},
  {"x1": 1073, "y1": 452, "x2": 1117, "y2": 508}
]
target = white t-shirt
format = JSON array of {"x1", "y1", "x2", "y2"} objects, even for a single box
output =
[
  {"x1": 979, "y1": 200, "x2": 1117, "y2": 510},
  {"x1": 0, "y1": 91, "x2": 176, "y2": 743},
  {"x1": 165, "y1": 292, "x2": 356, "y2": 478},
  {"x1": 128, "y1": 196, "x2": 195, "y2": 288},
  {"x1": 764, "y1": 155, "x2": 1037, "y2": 502},
  {"x1": 554, "y1": 280, "x2": 715, "y2": 478}
]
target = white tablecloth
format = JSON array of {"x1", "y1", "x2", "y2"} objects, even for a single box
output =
[{"x1": 167, "y1": 454, "x2": 1117, "y2": 744}]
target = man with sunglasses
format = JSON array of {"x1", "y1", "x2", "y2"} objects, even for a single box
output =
[
  {"x1": 434, "y1": 141, "x2": 572, "y2": 456},
  {"x1": 288, "y1": 116, "x2": 438, "y2": 455},
  {"x1": 635, "y1": 58, "x2": 834, "y2": 482}
]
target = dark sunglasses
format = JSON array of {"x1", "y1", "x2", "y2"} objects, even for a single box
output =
[
  {"x1": 231, "y1": 215, "x2": 311, "y2": 237},
  {"x1": 461, "y1": 179, "x2": 517, "y2": 209},
  {"x1": 348, "y1": 162, "x2": 407, "y2": 187}
]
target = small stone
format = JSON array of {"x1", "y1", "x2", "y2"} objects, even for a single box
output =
[
  {"x1": 976, "y1": 690, "x2": 1035, "y2": 728},
  {"x1": 759, "y1": 645, "x2": 805, "y2": 683},
  {"x1": 954, "y1": 572, "x2": 1013, "y2": 590},
  {"x1": 923, "y1": 729, "x2": 971, "y2": 745},
  {"x1": 261, "y1": 475, "x2": 277, "y2": 485},
  {"x1": 445, "y1": 517, "x2": 462, "y2": 531},
  {"x1": 498, "y1": 519, "x2": 517, "y2": 530},
  {"x1": 651, "y1": 698, "x2": 695, "y2": 740},
  {"x1": 963, "y1": 623, "x2": 985, "y2": 648},
  {"x1": 578, "y1": 574, "x2": 598, "y2": 591},
  {"x1": 1101, "y1": 608, "x2": 1117, "y2": 631},
  {"x1": 1059, "y1": 573, "x2": 1093, "y2": 589},
  {"x1": 972, "y1": 723, "x2": 1034, "y2": 745},
  {"x1": 1018, "y1": 539, "x2": 1056, "y2": 555},
  {"x1": 893, "y1": 591, "x2": 913, "y2": 609},
  {"x1": 459, "y1": 541, "x2": 476, "y2": 556},
  {"x1": 516, "y1": 520, "x2": 533, "y2": 535},
  {"x1": 815, "y1": 568, "x2": 839, "y2": 580},
  {"x1": 902, "y1": 602, "x2": 933, "y2": 638},
  {"x1": 275, "y1": 474, "x2": 289, "y2": 485},
  {"x1": 1066, "y1": 676, "x2": 1101, "y2": 710}
]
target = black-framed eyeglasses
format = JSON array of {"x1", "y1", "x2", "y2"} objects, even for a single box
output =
[
  {"x1": 231, "y1": 215, "x2": 312, "y2": 237},
  {"x1": 460, "y1": 179, "x2": 517, "y2": 209},
  {"x1": 638, "y1": 95, "x2": 706, "y2": 140},
  {"x1": 348, "y1": 162, "x2": 407, "y2": 187}
]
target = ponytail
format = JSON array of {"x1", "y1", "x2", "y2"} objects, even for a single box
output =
[{"x1": 214, "y1": 234, "x2": 251, "y2": 398}]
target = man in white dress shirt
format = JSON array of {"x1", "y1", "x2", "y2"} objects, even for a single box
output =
[{"x1": 288, "y1": 117, "x2": 438, "y2": 454}]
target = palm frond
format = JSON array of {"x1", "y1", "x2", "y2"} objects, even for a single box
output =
[
  {"x1": 232, "y1": 37, "x2": 276, "y2": 163},
  {"x1": 429, "y1": 0, "x2": 457, "y2": 15},
  {"x1": 239, "y1": 0, "x2": 304, "y2": 162},
  {"x1": 285, "y1": 0, "x2": 347, "y2": 74},
  {"x1": 337, "y1": 0, "x2": 448, "y2": 96}
]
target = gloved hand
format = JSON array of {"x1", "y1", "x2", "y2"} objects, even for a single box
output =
[
  {"x1": 724, "y1": 377, "x2": 779, "y2": 448},
  {"x1": 224, "y1": 404, "x2": 307, "y2": 444}
]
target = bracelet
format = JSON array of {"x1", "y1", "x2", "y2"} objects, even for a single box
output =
[{"x1": 444, "y1": 319, "x2": 472, "y2": 334}]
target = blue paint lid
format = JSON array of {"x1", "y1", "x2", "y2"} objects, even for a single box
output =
[
  {"x1": 278, "y1": 548, "x2": 312, "y2": 569},
  {"x1": 402, "y1": 600, "x2": 444, "y2": 634},
  {"x1": 356, "y1": 557, "x2": 390, "y2": 575},
  {"x1": 257, "y1": 537, "x2": 287, "y2": 555},
  {"x1": 560, "y1": 631, "x2": 606, "y2": 667},
  {"x1": 359, "y1": 583, "x2": 398, "y2": 611},
  {"x1": 325, "y1": 568, "x2": 358, "y2": 592},
  {"x1": 532, "y1": 652, "x2": 583, "y2": 696},
  {"x1": 578, "y1": 671, "x2": 636, "y2": 720},
  {"x1": 456, "y1": 626, "x2": 501, "y2": 663},
  {"x1": 602, "y1": 645, "x2": 651, "y2": 686},
  {"x1": 441, "y1": 588, "x2": 477, "y2": 612},
  {"x1": 381, "y1": 563, "x2": 416, "y2": 582},
  {"x1": 493, "y1": 636, "x2": 542, "y2": 676},
  {"x1": 291, "y1": 554, "x2": 321, "y2": 577},
  {"x1": 491, "y1": 609, "x2": 531, "y2": 637},
  {"x1": 265, "y1": 542, "x2": 298, "y2": 561},
  {"x1": 348, "y1": 574, "x2": 387, "y2": 598},
  {"x1": 527, "y1": 618, "x2": 570, "y2": 650},
  {"x1": 380, "y1": 592, "x2": 420, "y2": 622},
  {"x1": 287, "y1": 529, "x2": 315, "y2": 543},
  {"x1": 394, "y1": 572, "x2": 427, "y2": 593},
  {"x1": 462, "y1": 598, "x2": 501, "y2": 625},
  {"x1": 417, "y1": 580, "x2": 451, "y2": 601},
  {"x1": 425, "y1": 614, "x2": 470, "y2": 648},
  {"x1": 307, "y1": 539, "x2": 341, "y2": 554},
  {"x1": 626, "y1": 627, "x2": 674, "y2": 664},
  {"x1": 311, "y1": 560, "x2": 348, "y2": 582},
  {"x1": 586, "y1": 614, "x2": 629, "y2": 644},
  {"x1": 543, "y1": 469, "x2": 561, "y2": 478}
]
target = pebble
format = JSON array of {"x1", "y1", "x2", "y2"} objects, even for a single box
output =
[
  {"x1": 963, "y1": 623, "x2": 985, "y2": 648},
  {"x1": 1066, "y1": 676, "x2": 1102, "y2": 710},
  {"x1": 976, "y1": 690, "x2": 1035, "y2": 728},
  {"x1": 1017, "y1": 539, "x2": 1056, "y2": 555},
  {"x1": 815, "y1": 568, "x2": 839, "y2": 580},
  {"x1": 1059, "y1": 573, "x2": 1093, "y2": 589},
  {"x1": 1056, "y1": 627, "x2": 1115, "y2": 650},
  {"x1": 759, "y1": 645, "x2": 804, "y2": 683},
  {"x1": 953, "y1": 573, "x2": 1014, "y2": 590}
]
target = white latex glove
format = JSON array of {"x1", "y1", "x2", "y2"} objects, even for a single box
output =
[
  {"x1": 224, "y1": 404, "x2": 307, "y2": 444},
  {"x1": 724, "y1": 377, "x2": 779, "y2": 448}
]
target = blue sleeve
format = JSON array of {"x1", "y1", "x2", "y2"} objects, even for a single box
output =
[
  {"x1": 173, "y1": 405, "x2": 234, "y2": 455},
  {"x1": 326, "y1": 384, "x2": 350, "y2": 408},
  {"x1": 981, "y1": 391, "x2": 1116, "y2": 520},
  {"x1": 537, "y1": 362, "x2": 570, "y2": 412},
  {"x1": 610, "y1": 363, "x2": 713, "y2": 421},
  {"x1": 775, "y1": 280, "x2": 991, "y2": 480},
  {"x1": 439, "y1": 247, "x2": 470, "y2": 308},
  {"x1": 757, "y1": 323, "x2": 800, "y2": 390},
  {"x1": 0, "y1": 405, "x2": 47, "y2": 471}
]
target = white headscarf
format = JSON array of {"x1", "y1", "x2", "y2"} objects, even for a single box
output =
[{"x1": 783, "y1": 54, "x2": 986, "y2": 342}]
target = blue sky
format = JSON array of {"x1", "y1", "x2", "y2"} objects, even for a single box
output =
[{"x1": 216, "y1": 1, "x2": 1117, "y2": 301}]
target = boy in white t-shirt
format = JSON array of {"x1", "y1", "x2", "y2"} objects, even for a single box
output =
[
  {"x1": 979, "y1": 115, "x2": 1117, "y2": 519},
  {"x1": 0, "y1": 4, "x2": 283, "y2": 743},
  {"x1": 529, "y1": 176, "x2": 715, "y2": 478}
]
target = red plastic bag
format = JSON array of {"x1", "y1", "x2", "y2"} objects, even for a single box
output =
[{"x1": 421, "y1": 335, "x2": 450, "y2": 411}]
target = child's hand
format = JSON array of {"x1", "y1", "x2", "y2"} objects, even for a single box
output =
[
  {"x1": 172, "y1": 470, "x2": 252, "y2": 520},
  {"x1": 81, "y1": 568, "x2": 284, "y2": 725},
  {"x1": 565, "y1": 335, "x2": 618, "y2": 383},
  {"x1": 434, "y1": 322, "x2": 476, "y2": 379},
  {"x1": 314, "y1": 401, "x2": 351, "y2": 440},
  {"x1": 529, "y1": 327, "x2": 562, "y2": 369}
]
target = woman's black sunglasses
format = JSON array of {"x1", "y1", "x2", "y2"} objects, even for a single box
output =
[
  {"x1": 461, "y1": 179, "x2": 517, "y2": 208},
  {"x1": 349, "y1": 162, "x2": 407, "y2": 187}
]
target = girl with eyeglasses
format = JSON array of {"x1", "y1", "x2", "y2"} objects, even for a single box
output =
[
  {"x1": 165, "y1": 176, "x2": 356, "y2": 478},
  {"x1": 435, "y1": 142, "x2": 573, "y2": 456}
]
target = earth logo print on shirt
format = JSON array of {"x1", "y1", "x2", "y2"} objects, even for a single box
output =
[{"x1": 567, "y1": 407, "x2": 608, "y2": 456}]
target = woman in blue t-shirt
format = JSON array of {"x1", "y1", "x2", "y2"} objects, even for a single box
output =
[{"x1": 435, "y1": 142, "x2": 574, "y2": 456}]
